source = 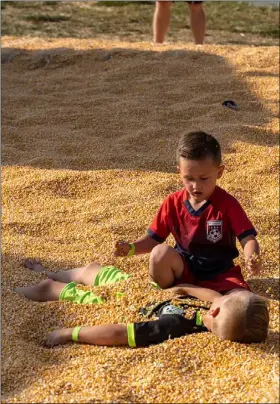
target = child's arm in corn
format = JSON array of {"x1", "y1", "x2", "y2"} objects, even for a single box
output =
[
  {"x1": 46, "y1": 316, "x2": 197, "y2": 348},
  {"x1": 115, "y1": 234, "x2": 159, "y2": 257},
  {"x1": 240, "y1": 235, "x2": 261, "y2": 275},
  {"x1": 166, "y1": 284, "x2": 222, "y2": 303},
  {"x1": 46, "y1": 324, "x2": 128, "y2": 348}
]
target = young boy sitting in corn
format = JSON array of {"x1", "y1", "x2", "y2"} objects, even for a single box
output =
[
  {"x1": 16, "y1": 259, "x2": 269, "y2": 347},
  {"x1": 16, "y1": 131, "x2": 268, "y2": 347},
  {"x1": 116, "y1": 131, "x2": 262, "y2": 293}
]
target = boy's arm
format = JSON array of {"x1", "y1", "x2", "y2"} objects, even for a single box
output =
[
  {"x1": 115, "y1": 234, "x2": 160, "y2": 257},
  {"x1": 46, "y1": 324, "x2": 128, "y2": 348},
  {"x1": 166, "y1": 284, "x2": 222, "y2": 302},
  {"x1": 240, "y1": 235, "x2": 261, "y2": 275}
]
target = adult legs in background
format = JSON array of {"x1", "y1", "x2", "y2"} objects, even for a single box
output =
[
  {"x1": 153, "y1": 1, "x2": 173, "y2": 44},
  {"x1": 153, "y1": 1, "x2": 205, "y2": 44},
  {"x1": 188, "y1": 1, "x2": 205, "y2": 44}
]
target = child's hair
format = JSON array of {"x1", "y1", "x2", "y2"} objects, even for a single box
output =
[
  {"x1": 213, "y1": 292, "x2": 269, "y2": 343},
  {"x1": 176, "y1": 131, "x2": 222, "y2": 166}
]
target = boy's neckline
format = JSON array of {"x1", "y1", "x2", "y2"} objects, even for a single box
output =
[
  {"x1": 184, "y1": 199, "x2": 211, "y2": 217},
  {"x1": 183, "y1": 186, "x2": 218, "y2": 217}
]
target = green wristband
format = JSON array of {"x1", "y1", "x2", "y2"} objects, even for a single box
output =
[
  {"x1": 127, "y1": 243, "x2": 135, "y2": 257},
  {"x1": 196, "y1": 311, "x2": 203, "y2": 326},
  {"x1": 127, "y1": 323, "x2": 136, "y2": 348},
  {"x1": 72, "y1": 326, "x2": 82, "y2": 342}
]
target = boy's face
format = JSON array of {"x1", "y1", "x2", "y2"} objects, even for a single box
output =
[
  {"x1": 202, "y1": 295, "x2": 227, "y2": 332},
  {"x1": 178, "y1": 157, "x2": 224, "y2": 203}
]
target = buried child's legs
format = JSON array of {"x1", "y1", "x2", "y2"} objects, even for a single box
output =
[
  {"x1": 23, "y1": 259, "x2": 102, "y2": 286},
  {"x1": 16, "y1": 260, "x2": 104, "y2": 302},
  {"x1": 15, "y1": 279, "x2": 66, "y2": 302},
  {"x1": 149, "y1": 244, "x2": 184, "y2": 288}
]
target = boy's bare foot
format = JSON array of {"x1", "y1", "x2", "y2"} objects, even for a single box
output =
[
  {"x1": 23, "y1": 259, "x2": 46, "y2": 273},
  {"x1": 46, "y1": 328, "x2": 72, "y2": 348}
]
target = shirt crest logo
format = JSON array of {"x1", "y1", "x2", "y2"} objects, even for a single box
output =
[{"x1": 207, "y1": 220, "x2": 223, "y2": 243}]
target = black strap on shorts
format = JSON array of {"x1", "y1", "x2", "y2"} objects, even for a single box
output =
[{"x1": 139, "y1": 295, "x2": 210, "y2": 318}]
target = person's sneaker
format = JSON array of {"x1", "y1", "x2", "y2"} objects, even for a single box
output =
[{"x1": 222, "y1": 100, "x2": 239, "y2": 110}]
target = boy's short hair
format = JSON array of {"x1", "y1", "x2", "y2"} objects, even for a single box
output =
[
  {"x1": 213, "y1": 292, "x2": 269, "y2": 343},
  {"x1": 176, "y1": 131, "x2": 222, "y2": 166}
]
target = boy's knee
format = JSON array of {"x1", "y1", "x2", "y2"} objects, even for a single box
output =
[
  {"x1": 85, "y1": 261, "x2": 100, "y2": 270},
  {"x1": 150, "y1": 244, "x2": 171, "y2": 264},
  {"x1": 38, "y1": 278, "x2": 54, "y2": 291}
]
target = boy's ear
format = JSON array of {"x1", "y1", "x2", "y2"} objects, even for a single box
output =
[
  {"x1": 217, "y1": 165, "x2": 225, "y2": 179},
  {"x1": 209, "y1": 307, "x2": 220, "y2": 318},
  {"x1": 177, "y1": 165, "x2": 180, "y2": 173}
]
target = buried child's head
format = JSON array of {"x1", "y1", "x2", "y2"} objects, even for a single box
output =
[{"x1": 203, "y1": 290, "x2": 269, "y2": 343}]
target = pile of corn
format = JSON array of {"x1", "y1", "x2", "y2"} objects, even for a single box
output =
[{"x1": 2, "y1": 37, "x2": 279, "y2": 403}]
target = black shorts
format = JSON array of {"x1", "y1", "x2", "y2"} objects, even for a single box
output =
[{"x1": 129, "y1": 314, "x2": 207, "y2": 347}]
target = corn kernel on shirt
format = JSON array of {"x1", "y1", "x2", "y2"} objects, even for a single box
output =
[{"x1": 148, "y1": 186, "x2": 257, "y2": 280}]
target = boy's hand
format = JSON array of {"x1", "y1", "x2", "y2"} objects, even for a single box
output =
[
  {"x1": 245, "y1": 254, "x2": 262, "y2": 276},
  {"x1": 114, "y1": 241, "x2": 131, "y2": 257},
  {"x1": 46, "y1": 329, "x2": 72, "y2": 348}
]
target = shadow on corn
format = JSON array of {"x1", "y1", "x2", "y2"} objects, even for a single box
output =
[{"x1": 2, "y1": 46, "x2": 278, "y2": 172}]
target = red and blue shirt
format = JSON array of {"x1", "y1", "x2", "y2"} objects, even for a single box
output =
[{"x1": 148, "y1": 186, "x2": 257, "y2": 280}]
